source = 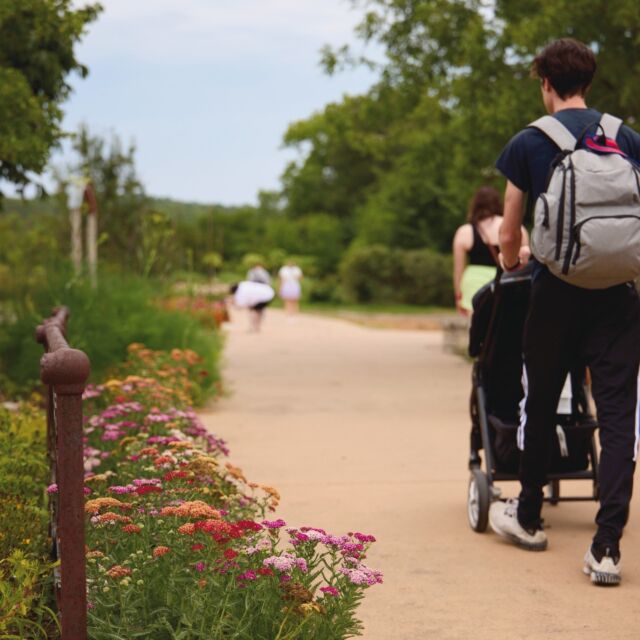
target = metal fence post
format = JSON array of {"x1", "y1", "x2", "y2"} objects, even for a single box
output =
[{"x1": 37, "y1": 308, "x2": 90, "y2": 640}]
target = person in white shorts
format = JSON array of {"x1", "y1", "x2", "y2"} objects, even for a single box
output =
[
  {"x1": 230, "y1": 281, "x2": 275, "y2": 332},
  {"x1": 278, "y1": 261, "x2": 303, "y2": 315}
]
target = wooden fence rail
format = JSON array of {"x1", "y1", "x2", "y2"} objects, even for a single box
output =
[{"x1": 36, "y1": 308, "x2": 90, "y2": 640}]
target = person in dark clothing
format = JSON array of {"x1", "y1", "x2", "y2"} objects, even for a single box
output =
[{"x1": 489, "y1": 38, "x2": 640, "y2": 586}]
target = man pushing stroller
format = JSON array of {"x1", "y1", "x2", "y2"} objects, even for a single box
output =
[{"x1": 489, "y1": 38, "x2": 640, "y2": 585}]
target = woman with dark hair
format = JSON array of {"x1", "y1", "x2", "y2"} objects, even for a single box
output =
[{"x1": 452, "y1": 186, "x2": 529, "y2": 315}]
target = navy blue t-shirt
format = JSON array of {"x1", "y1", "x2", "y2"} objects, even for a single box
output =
[{"x1": 496, "y1": 108, "x2": 640, "y2": 222}]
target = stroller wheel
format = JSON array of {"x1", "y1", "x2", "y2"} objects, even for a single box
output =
[{"x1": 468, "y1": 469, "x2": 490, "y2": 533}]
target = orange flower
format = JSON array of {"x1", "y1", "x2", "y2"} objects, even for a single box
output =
[
  {"x1": 86, "y1": 550, "x2": 104, "y2": 558},
  {"x1": 224, "y1": 463, "x2": 247, "y2": 483},
  {"x1": 161, "y1": 500, "x2": 219, "y2": 519},
  {"x1": 96, "y1": 512, "x2": 132, "y2": 524},
  {"x1": 139, "y1": 447, "x2": 159, "y2": 457},
  {"x1": 168, "y1": 441, "x2": 191, "y2": 450},
  {"x1": 85, "y1": 497, "x2": 124, "y2": 514},
  {"x1": 153, "y1": 546, "x2": 170, "y2": 557},
  {"x1": 121, "y1": 524, "x2": 142, "y2": 534},
  {"x1": 178, "y1": 523, "x2": 196, "y2": 535},
  {"x1": 197, "y1": 579, "x2": 207, "y2": 589},
  {"x1": 154, "y1": 455, "x2": 175, "y2": 467},
  {"x1": 107, "y1": 565, "x2": 132, "y2": 579},
  {"x1": 260, "y1": 485, "x2": 281, "y2": 501}
]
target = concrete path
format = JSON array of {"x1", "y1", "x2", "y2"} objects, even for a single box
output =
[{"x1": 200, "y1": 309, "x2": 640, "y2": 639}]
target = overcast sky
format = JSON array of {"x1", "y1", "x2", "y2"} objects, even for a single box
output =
[{"x1": 51, "y1": 0, "x2": 377, "y2": 205}]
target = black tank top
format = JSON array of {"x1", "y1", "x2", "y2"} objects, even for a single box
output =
[{"x1": 468, "y1": 224, "x2": 499, "y2": 267}]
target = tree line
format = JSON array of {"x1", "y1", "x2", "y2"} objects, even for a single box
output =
[{"x1": 2, "y1": 1, "x2": 640, "y2": 300}]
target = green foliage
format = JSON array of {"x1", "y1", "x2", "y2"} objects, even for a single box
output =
[
  {"x1": 0, "y1": 550, "x2": 59, "y2": 639},
  {"x1": 283, "y1": 0, "x2": 640, "y2": 254},
  {"x1": 0, "y1": 269, "x2": 222, "y2": 397},
  {"x1": 0, "y1": 405, "x2": 58, "y2": 639},
  {"x1": 0, "y1": 0, "x2": 101, "y2": 190},
  {"x1": 0, "y1": 405, "x2": 49, "y2": 559},
  {"x1": 340, "y1": 245, "x2": 452, "y2": 306}
]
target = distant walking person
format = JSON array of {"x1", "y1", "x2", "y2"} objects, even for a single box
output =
[
  {"x1": 247, "y1": 262, "x2": 271, "y2": 285},
  {"x1": 230, "y1": 281, "x2": 275, "y2": 333},
  {"x1": 452, "y1": 186, "x2": 529, "y2": 315},
  {"x1": 278, "y1": 260, "x2": 303, "y2": 315},
  {"x1": 489, "y1": 38, "x2": 640, "y2": 586}
]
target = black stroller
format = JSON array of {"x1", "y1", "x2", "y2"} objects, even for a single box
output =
[{"x1": 466, "y1": 264, "x2": 600, "y2": 532}]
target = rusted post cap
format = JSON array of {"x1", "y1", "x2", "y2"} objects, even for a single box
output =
[{"x1": 40, "y1": 348, "x2": 91, "y2": 394}]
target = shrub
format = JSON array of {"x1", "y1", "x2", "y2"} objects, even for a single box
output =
[
  {"x1": 339, "y1": 245, "x2": 404, "y2": 303},
  {"x1": 306, "y1": 276, "x2": 344, "y2": 304},
  {"x1": 0, "y1": 405, "x2": 58, "y2": 639},
  {"x1": 339, "y1": 245, "x2": 452, "y2": 306},
  {"x1": 400, "y1": 249, "x2": 453, "y2": 306}
]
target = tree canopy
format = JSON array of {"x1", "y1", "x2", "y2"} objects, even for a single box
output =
[
  {"x1": 282, "y1": 0, "x2": 640, "y2": 251},
  {"x1": 0, "y1": 0, "x2": 101, "y2": 191}
]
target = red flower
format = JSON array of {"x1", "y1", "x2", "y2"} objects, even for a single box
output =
[
  {"x1": 236, "y1": 520, "x2": 262, "y2": 533},
  {"x1": 136, "y1": 485, "x2": 163, "y2": 495},
  {"x1": 258, "y1": 567, "x2": 274, "y2": 576},
  {"x1": 191, "y1": 543, "x2": 206, "y2": 552},
  {"x1": 164, "y1": 470, "x2": 188, "y2": 482},
  {"x1": 224, "y1": 548, "x2": 238, "y2": 560}
]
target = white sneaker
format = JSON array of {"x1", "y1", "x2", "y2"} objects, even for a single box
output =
[
  {"x1": 583, "y1": 546, "x2": 621, "y2": 586},
  {"x1": 489, "y1": 498, "x2": 548, "y2": 551}
]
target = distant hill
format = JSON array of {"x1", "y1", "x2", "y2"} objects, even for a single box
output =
[
  {"x1": 150, "y1": 197, "x2": 252, "y2": 219},
  {"x1": 1, "y1": 195, "x2": 251, "y2": 220}
]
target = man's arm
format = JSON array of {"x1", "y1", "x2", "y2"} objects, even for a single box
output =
[{"x1": 499, "y1": 180, "x2": 526, "y2": 269}]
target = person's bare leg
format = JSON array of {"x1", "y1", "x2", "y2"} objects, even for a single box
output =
[
  {"x1": 254, "y1": 308, "x2": 265, "y2": 332},
  {"x1": 248, "y1": 309, "x2": 260, "y2": 332}
]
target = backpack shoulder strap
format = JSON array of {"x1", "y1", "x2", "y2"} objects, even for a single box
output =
[
  {"x1": 528, "y1": 115, "x2": 577, "y2": 151},
  {"x1": 600, "y1": 113, "x2": 623, "y2": 140}
]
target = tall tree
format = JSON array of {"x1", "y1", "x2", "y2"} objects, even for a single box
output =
[
  {"x1": 284, "y1": 0, "x2": 640, "y2": 252},
  {"x1": 0, "y1": 0, "x2": 101, "y2": 192}
]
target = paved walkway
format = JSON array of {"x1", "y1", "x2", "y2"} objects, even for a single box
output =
[{"x1": 200, "y1": 309, "x2": 640, "y2": 639}]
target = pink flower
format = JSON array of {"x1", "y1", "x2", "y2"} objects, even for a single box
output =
[
  {"x1": 339, "y1": 563, "x2": 383, "y2": 586},
  {"x1": 237, "y1": 570, "x2": 257, "y2": 581},
  {"x1": 354, "y1": 532, "x2": 376, "y2": 543},
  {"x1": 194, "y1": 562, "x2": 206, "y2": 572},
  {"x1": 84, "y1": 487, "x2": 92, "y2": 495},
  {"x1": 46, "y1": 484, "x2": 58, "y2": 494},
  {"x1": 320, "y1": 586, "x2": 340, "y2": 597},
  {"x1": 108, "y1": 485, "x2": 136, "y2": 495},
  {"x1": 263, "y1": 553, "x2": 307, "y2": 573},
  {"x1": 261, "y1": 518, "x2": 286, "y2": 529}
]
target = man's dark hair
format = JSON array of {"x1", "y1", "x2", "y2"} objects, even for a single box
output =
[
  {"x1": 531, "y1": 38, "x2": 596, "y2": 100},
  {"x1": 229, "y1": 283, "x2": 239, "y2": 294}
]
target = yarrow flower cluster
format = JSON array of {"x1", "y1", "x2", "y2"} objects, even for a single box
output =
[
  {"x1": 77, "y1": 345, "x2": 382, "y2": 637},
  {"x1": 263, "y1": 553, "x2": 308, "y2": 574}
]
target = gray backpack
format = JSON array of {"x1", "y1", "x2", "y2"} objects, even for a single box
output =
[{"x1": 530, "y1": 113, "x2": 640, "y2": 289}]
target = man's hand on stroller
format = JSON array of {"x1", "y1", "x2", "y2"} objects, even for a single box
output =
[{"x1": 500, "y1": 245, "x2": 531, "y2": 272}]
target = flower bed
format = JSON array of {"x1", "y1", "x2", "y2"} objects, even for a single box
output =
[
  {"x1": 79, "y1": 345, "x2": 382, "y2": 638},
  {"x1": 161, "y1": 296, "x2": 230, "y2": 330}
]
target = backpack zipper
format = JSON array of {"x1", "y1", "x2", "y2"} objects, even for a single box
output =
[
  {"x1": 570, "y1": 214, "x2": 640, "y2": 268},
  {"x1": 562, "y1": 158, "x2": 577, "y2": 275},
  {"x1": 555, "y1": 164, "x2": 568, "y2": 262},
  {"x1": 540, "y1": 194, "x2": 550, "y2": 228}
]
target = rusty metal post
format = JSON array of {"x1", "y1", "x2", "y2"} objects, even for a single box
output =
[{"x1": 37, "y1": 308, "x2": 90, "y2": 640}]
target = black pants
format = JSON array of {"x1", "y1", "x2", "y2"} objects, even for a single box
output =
[{"x1": 518, "y1": 270, "x2": 640, "y2": 547}]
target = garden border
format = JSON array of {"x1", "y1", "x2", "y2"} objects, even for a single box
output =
[{"x1": 37, "y1": 307, "x2": 90, "y2": 640}]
